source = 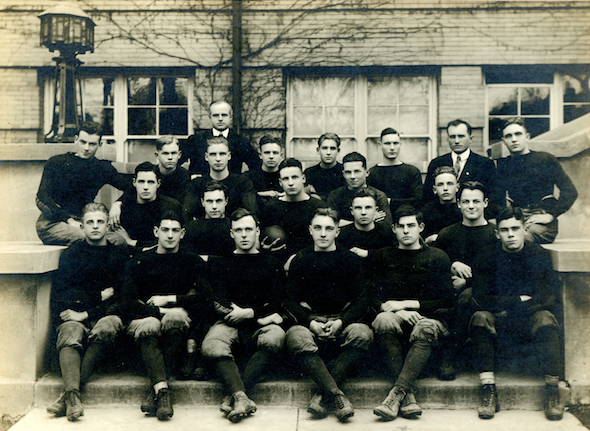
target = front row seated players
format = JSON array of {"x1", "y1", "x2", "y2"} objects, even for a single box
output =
[
  {"x1": 47, "y1": 203, "x2": 128, "y2": 421},
  {"x1": 201, "y1": 208, "x2": 286, "y2": 423},
  {"x1": 96, "y1": 210, "x2": 212, "y2": 421},
  {"x1": 370, "y1": 204, "x2": 454, "y2": 421},
  {"x1": 284, "y1": 208, "x2": 373, "y2": 422},
  {"x1": 470, "y1": 206, "x2": 563, "y2": 421}
]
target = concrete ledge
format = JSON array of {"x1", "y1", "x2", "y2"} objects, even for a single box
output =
[
  {"x1": 543, "y1": 239, "x2": 590, "y2": 272},
  {"x1": 0, "y1": 242, "x2": 65, "y2": 274}
]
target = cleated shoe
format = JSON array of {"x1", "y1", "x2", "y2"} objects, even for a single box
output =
[
  {"x1": 400, "y1": 389, "x2": 422, "y2": 419},
  {"x1": 46, "y1": 391, "x2": 66, "y2": 417},
  {"x1": 478, "y1": 383, "x2": 499, "y2": 419},
  {"x1": 544, "y1": 384, "x2": 563, "y2": 421},
  {"x1": 155, "y1": 388, "x2": 174, "y2": 421},
  {"x1": 220, "y1": 394, "x2": 233, "y2": 417},
  {"x1": 307, "y1": 393, "x2": 328, "y2": 419},
  {"x1": 333, "y1": 391, "x2": 354, "y2": 423},
  {"x1": 65, "y1": 389, "x2": 84, "y2": 421},
  {"x1": 227, "y1": 391, "x2": 257, "y2": 423},
  {"x1": 374, "y1": 386, "x2": 405, "y2": 421},
  {"x1": 141, "y1": 389, "x2": 157, "y2": 416}
]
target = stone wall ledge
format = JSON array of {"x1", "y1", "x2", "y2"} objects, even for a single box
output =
[
  {"x1": 0, "y1": 241, "x2": 65, "y2": 274},
  {"x1": 542, "y1": 239, "x2": 590, "y2": 273}
]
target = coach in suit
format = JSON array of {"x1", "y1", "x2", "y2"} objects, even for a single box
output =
[
  {"x1": 180, "y1": 101, "x2": 260, "y2": 176},
  {"x1": 423, "y1": 119, "x2": 499, "y2": 217}
]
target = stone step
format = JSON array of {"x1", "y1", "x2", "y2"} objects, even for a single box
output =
[
  {"x1": 10, "y1": 407, "x2": 587, "y2": 431},
  {"x1": 34, "y1": 372, "x2": 565, "y2": 411}
]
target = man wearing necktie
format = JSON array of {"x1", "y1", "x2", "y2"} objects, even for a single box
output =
[
  {"x1": 423, "y1": 119, "x2": 499, "y2": 218},
  {"x1": 180, "y1": 101, "x2": 260, "y2": 176}
]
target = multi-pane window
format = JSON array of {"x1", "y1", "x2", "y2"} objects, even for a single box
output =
[
  {"x1": 487, "y1": 85, "x2": 551, "y2": 144},
  {"x1": 562, "y1": 73, "x2": 590, "y2": 124},
  {"x1": 45, "y1": 71, "x2": 193, "y2": 163},
  {"x1": 288, "y1": 73, "x2": 436, "y2": 171}
]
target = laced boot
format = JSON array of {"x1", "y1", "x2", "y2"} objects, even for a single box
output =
[
  {"x1": 400, "y1": 388, "x2": 422, "y2": 419},
  {"x1": 307, "y1": 392, "x2": 328, "y2": 419},
  {"x1": 544, "y1": 384, "x2": 563, "y2": 421},
  {"x1": 478, "y1": 384, "x2": 499, "y2": 419},
  {"x1": 65, "y1": 389, "x2": 84, "y2": 421},
  {"x1": 220, "y1": 394, "x2": 233, "y2": 416},
  {"x1": 332, "y1": 390, "x2": 354, "y2": 422},
  {"x1": 374, "y1": 386, "x2": 405, "y2": 421},
  {"x1": 155, "y1": 388, "x2": 174, "y2": 421},
  {"x1": 46, "y1": 391, "x2": 66, "y2": 417},
  {"x1": 141, "y1": 389, "x2": 157, "y2": 416},
  {"x1": 227, "y1": 391, "x2": 257, "y2": 423}
]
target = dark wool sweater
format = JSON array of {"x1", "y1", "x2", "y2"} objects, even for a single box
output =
[
  {"x1": 337, "y1": 222, "x2": 395, "y2": 253},
  {"x1": 157, "y1": 166, "x2": 191, "y2": 203},
  {"x1": 185, "y1": 218, "x2": 234, "y2": 256},
  {"x1": 496, "y1": 150, "x2": 577, "y2": 217},
  {"x1": 436, "y1": 222, "x2": 497, "y2": 267},
  {"x1": 261, "y1": 197, "x2": 328, "y2": 255},
  {"x1": 420, "y1": 200, "x2": 462, "y2": 239},
  {"x1": 37, "y1": 152, "x2": 130, "y2": 222},
  {"x1": 182, "y1": 172, "x2": 257, "y2": 221},
  {"x1": 369, "y1": 245, "x2": 454, "y2": 318},
  {"x1": 51, "y1": 240, "x2": 129, "y2": 322},
  {"x1": 472, "y1": 241, "x2": 558, "y2": 316},
  {"x1": 304, "y1": 163, "x2": 345, "y2": 201},
  {"x1": 117, "y1": 248, "x2": 211, "y2": 321},
  {"x1": 367, "y1": 163, "x2": 423, "y2": 214},
  {"x1": 244, "y1": 168, "x2": 282, "y2": 194},
  {"x1": 285, "y1": 247, "x2": 370, "y2": 328},
  {"x1": 208, "y1": 253, "x2": 286, "y2": 324},
  {"x1": 327, "y1": 186, "x2": 392, "y2": 226}
]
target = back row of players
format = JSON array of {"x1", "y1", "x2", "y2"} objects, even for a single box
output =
[{"x1": 36, "y1": 101, "x2": 577, "y2": 425}]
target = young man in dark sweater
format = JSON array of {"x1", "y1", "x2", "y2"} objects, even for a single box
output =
[
  {"x1": 368, "y1": 127, "x2": 423, "y2": 215},
  {"x1": 101, "y1": 210, "x2": 212, "y2": 420},
  {"x1": 337, "y1": 188, "x2": 395, "y2": 259},
  {"x1": 284, "y1": 208, "x2": 373, "y2": 423},
  {"x1": 112, "y1": 162, "x2": 182, "y2": 251},
  {"x1": 244, "y1": 135, "x2": 285, "y2": 209},
  {"x1": 46, "y1": 203, "x2": 129, "y2": 421},
  {"x1": 261, "y1": 158, "x2": 328, "y2": 261},
  {"x1": 36, "y1": 121, "x2": 130, "y2": 246},
  {"x1": 369, "y1": 205, "x2": 454, "y2": 422},
  {"x1": 304, "y1": 133, "x2": 345, "y2": 201},
  {"x1": 153, "y1": 135, "x2": 191, "y2": 203},
  {"x1": 201, "y1": 208, "x2": 286, "y2": 423},
  {"x1": 497, "y1": 117, "x2": 578, "y2": 243},
  {"x1": 420, "y1": 166, "x2": 462, "y2": 244},
  {"x1": 435, "y1": 181, "x2": 498, "y2": 380},
  {"x1": 327, "y1": 152, "x2": 392, "y2": 227},
  {"x1": 184, "y1": 181, "x2": 234, "y2": 257},
  {"x1": 470, "y1": 207, "x2": 563, "y2": 421},
  {"x1": 182, "y1": 136, "x2": 257, "y2": 221}
]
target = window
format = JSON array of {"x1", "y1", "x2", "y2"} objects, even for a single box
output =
[
  {"x1": 44, "y1": 70, "x2": 194, "y2": 163},
  {"x1": 562, "y1": 73, "x2": 590, "y2": 124},
  {"x1": 287, "y1": 72, "x2": 437, "y2": 172}
]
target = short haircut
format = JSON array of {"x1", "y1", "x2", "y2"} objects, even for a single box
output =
[
  {"x1": 156, "y1": 135, "x2": 179, "y2": 151},
  {"x1": 258, "y1": 135, "x2": 284, "y2": 150},
  {"x1": 134, "y1": 161, "x2": 158, "y2": 177},
  {"x1": 496, "y1": 206, "x2": 525, "y2": 225},
  {"x1": 279, "y1": 157, "x2": 303, "y2": 173},
  {"x1": 393, "y1": 204, "x2": 423, "y2": 225},
  {"x1": 501, "y1": 117, "x2": 527, "y2": 134},
  {"x1": 206, "y1": 136, "x2": 230, "y2": 148},
  {"x1": 318, "y1": 132, "x2": 341, "y2": 148},
  {"x1": 158, "y1": 209, "x2": 184, "y2": 227},
  {"x1": 78, "y1": 121, "x2": 103, "y2": 140},
  {"x1": 209, "y1": 100, "x2": 233, "y2": 115},
  {"x1": 433, "y1": 166, "x2": 457, "y2": 180},
  {"x1": 81, "y1": 202, "x2": 109, "y2": 219},
  {"x1": 230, "y1": 207, "x2": 260, "y2": 226},
  {"x1": 343, "y1": 151, "x2": 367, "y2": 169},
  {"x1": 202, "y1": 180, "x2": 228, "y2": 198},
  {"x1": 458, "y1": 180, "x2": 487, "y2": 200},
  {"x1": 447, "y1": 119, "x2": 472, "y2": 136},
  {"x1": 351, "y1": 187, "x2": 377, "y2": 204},
  {"x1": 310, "y1": 207, "x2": 340, "y2": 225},
  {"x1": 380, "y1": 127, "x2": 399, "y2": 139}
]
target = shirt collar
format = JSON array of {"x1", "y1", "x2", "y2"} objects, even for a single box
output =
[
  {"x1": 451, "y1": 148, "x2": 471, "y2": 163},
  {"x1": 213, "y1": 128, "x2": 230, "y2": 138}
]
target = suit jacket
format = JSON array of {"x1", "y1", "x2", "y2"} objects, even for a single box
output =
[
  {"x1": 423, "y1": 151, "x2": 500, "y2": 217},
  {"x1": 180, "y1": 128, "x2": 260, "y2": 175}
]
